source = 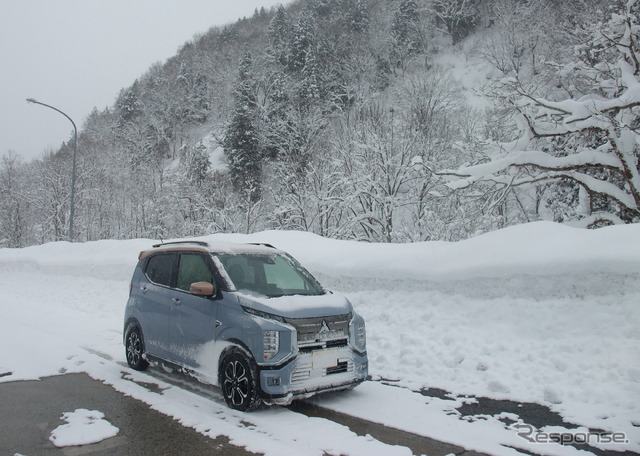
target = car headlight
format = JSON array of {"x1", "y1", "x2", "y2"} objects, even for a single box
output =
[
  {"x1": 263, "y1": 330, "x2": 280, "y2": 360},
  {"x1": 356, "y1": 320, "x2": 366, "y2": 350},
  {"x1": 350, "y1": 315, "x2": 366, "y2": 352},
  {"x1": 242, "y1": 306, "x2": 285, "y2": 323}
]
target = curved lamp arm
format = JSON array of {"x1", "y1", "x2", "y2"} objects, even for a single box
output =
[{"x1": 26, "y1": 98, "x2": 78, "y2": 242}]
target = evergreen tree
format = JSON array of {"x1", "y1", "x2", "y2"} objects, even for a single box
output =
[
  {"x1": 223, "y1": 49, "x2": 262, "y2": 201},
  {"x1": 288, "y1": 11, "x2": 316, "y2": 74},
  {"x1": 267, "y1": 5, "x2": 292, "y2": 67},
  {"x1": 184, "y1": 143, "x2": 210, "y2": 187},
  {"x1": 262, "y1": 70, "x2": 291, "y2": 159},
  {"x1": 299, "y1": 45, "x2": 322, "y2": 104},
  {"x1": 176, "y1": 62, "x2": 210, "y2": 124},
  {"x1": 116, "y1": 80, "x2": 142, "y2": 124}
]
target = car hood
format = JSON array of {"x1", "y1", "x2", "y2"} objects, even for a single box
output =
[{"x1": 235, "y1": 291, "x2": 353, "y2": 319}]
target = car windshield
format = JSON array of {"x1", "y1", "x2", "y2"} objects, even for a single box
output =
[{"x1": 215, "y1": 252, "x2": 325, "y2": 297}]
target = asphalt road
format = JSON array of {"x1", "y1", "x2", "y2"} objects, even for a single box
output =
[
  {"x1": 0, "y1": 373, "x2": 256, "y2": 456},
  {"x1": 4, "y1": 371, "x2": 632, "y2": 456},
  {"x1": 0, "y1": 373, "x2": 485, "y2": 456}
]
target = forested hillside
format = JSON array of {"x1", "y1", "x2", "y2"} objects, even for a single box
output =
[{"x1": 2, "y1": 0, "x2": 637, "y2": 247}]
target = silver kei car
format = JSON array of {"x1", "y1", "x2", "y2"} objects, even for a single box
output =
[{"x1": 123, "y1": 240, "x2": 368, "y2": 410}]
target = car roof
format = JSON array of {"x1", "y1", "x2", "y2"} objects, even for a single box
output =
[{"x1": 138, "y1": 240, "x2": 281, "y2": 260}]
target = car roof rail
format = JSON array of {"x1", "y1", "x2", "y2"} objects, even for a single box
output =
[
  {"x1": 152, "y1": 240, "x2": 211, "y2": 248},
  {"x1": 248, "y1": 242, "x2": 276, "y2": 249}
]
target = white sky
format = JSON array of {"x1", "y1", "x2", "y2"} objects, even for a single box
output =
[{"x1": 0, "y1": 0, "x2": 290, "y2": 162}]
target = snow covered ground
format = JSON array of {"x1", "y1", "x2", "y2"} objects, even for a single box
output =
[{"x1": 1, "y1": 221, "x2": 638, "y2": 456}]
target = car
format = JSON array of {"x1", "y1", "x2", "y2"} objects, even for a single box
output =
[{"x1": 123, "y1": 240, "x2": 368, "y2": 411}]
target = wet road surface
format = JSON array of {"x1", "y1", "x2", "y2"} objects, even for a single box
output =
[
  {"x1": 5, "y1": 370, "x2": 633, "y2": 456},
  {"x1": 0, "y1": 372, "x2": 490, "y2": 456},
  {"x1": 0, "y1": 373, "x2": 257, "y2": 456}
]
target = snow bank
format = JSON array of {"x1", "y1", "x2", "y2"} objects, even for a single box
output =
[
  {"x1": 2, "y1": 221, "x2": 637, "y2": 284},
  {"x1": 248, "y1": 221, "x2": 640, "y2": 282}
]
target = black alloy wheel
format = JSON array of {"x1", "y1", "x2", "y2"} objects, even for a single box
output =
[
  {"x1": 220, "y1": 349, "x2": 260, "y2": 411},
  {"x1": 125, "y1": 323, "x2": 149, "y2": 371}
]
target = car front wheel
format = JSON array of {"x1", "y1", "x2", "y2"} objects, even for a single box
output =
[
  {"x1": 125, "y1": 323, "x2": 149, "y2": 371},
  {"x1": 220, "y1": 349, "x2": 260, "y2": 411}
]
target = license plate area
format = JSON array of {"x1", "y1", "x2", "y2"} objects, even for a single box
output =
[{"x1": 312, "y1": 348, "x2": 338, "y2": 370}]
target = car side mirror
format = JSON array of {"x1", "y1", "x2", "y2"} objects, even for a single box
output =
[{"x1": 190, "y1": 281, "x2": 216, "y2": 297}]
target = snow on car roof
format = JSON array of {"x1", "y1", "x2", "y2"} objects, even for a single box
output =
[{"x1": 138, "y1": 240, "x2": 281, "y2": 260}]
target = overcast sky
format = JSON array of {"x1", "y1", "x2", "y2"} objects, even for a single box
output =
[{"x1": 0, "y1": 0, "x2": 290, "y2": 162}]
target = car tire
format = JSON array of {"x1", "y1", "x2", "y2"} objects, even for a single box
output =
[
  {"x1": 220, "y1": 348, "x2": 261, "y2": 411},
  {"x1": 125, "y1": 323, "x2": 149, "y2": 371}
]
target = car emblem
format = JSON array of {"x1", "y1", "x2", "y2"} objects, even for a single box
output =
[{"x1": 319, "y1": 319, "x2": 331, "y2": 333}]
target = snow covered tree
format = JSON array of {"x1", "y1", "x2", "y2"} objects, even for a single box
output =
[
  {"x1": 298, "y1": 44, "x2": 322, "y2": 104},
  {"x1": 391, "y1": 0, "x2": 419, "y2": 47},
  {"x1": 267, "y1": 5, "x2": 292, "y2": 66},
  {"x1": 329, "y1": 102, "x2": 424, "y2": 242},
  {"x1": 264, "y1": 106, "x2": 332, "y2": 233},
  {"x1": 390, "y1": 0, "x2": 426, "y2": 71},
  {"x1": 480, "y1": 0, "x2": 554, "y2": 77},
  {"x1": 432, "y1": 0, "x2": 479, "y2": 45},
  {"x1": 288, "y1": 10, "x2": 317, "y2": 74},
  {"x1": 224, "y1": 49, "x2": 262, "y2": 201},
  {"x1": 115, "y1": 80, "x2": 142, "y2": 124},
  {"x1": 444, "y1": 0, "x2": 640, "y2": 227},
  {"x1": 394, "y1": 67, "x2": 472, "y2": 241},
  {"x1": 347, "y1": 0, "x2": 369, "y2": 33},
  {"x1": 260, "y1": 69, "x2": 291, "y2": 159},
  {"x1": 183, "y1": 142, "x2": 210, "y2": 187},
  {"x1": 175, "y1": 62, "x2": 210, "y2": 125},
  {"x1": 31, "y1": 151, "x2": 73, "y2": 242},
  {"x1": 0, "y1": 152, "x2": 27, "y2": 247}
]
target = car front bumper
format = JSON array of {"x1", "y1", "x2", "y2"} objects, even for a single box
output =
[{"x1": 258, "y1": 346, "x2": 368, "y2": 404}]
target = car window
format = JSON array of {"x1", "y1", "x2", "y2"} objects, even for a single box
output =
[
  {"x1": 219, "y1": 255, "x2": 256, "y2": 289},
  {"x1": 264, "y1": 255, "x2": 306, "y2": 290},
  {"x1": 145, "y1": 253, "x2": 175, "y2": 287},
  {"x1": 177, "y1": 253, "x2": 213, "y2": 291},
  {"x1": 216, "y1": 252, "x2": 323, "y2": 297}
]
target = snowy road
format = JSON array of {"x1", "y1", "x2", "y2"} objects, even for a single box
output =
[{"x1": 1, "y1": 222, "x2": 639, "y2": 456}]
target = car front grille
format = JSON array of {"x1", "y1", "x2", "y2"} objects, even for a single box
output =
[{"x1": 284, "y1": 313, "x2": 351, "y2": 351}]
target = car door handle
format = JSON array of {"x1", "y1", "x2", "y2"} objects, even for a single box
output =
[{"x1": 172, "y1": 298, "x2": 181, "y2": 306}]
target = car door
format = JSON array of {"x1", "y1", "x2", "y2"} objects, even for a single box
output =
[
  {"x1": 139, "y1": 252, "x2": 177, "y2": 360},
  {"x1": 166, "y1": 252, "x2": 219, "y2": 373}
]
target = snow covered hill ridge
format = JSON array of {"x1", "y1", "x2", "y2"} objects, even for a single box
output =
[{"x1": 1, "y1": 222, "x2": 638, "y2": 291}]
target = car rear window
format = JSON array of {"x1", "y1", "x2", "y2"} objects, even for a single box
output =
[{"x1": 145, "y1": 253, "x2": 175, "y2": 286}]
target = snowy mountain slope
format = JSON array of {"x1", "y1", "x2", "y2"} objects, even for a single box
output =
[{"x1": 0, "y1": 222, "x2": 638, "y2": 456}]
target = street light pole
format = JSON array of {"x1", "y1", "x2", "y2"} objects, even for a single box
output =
[{"x1": 26, "y1": 98, "x2": 78, "y2": 242}]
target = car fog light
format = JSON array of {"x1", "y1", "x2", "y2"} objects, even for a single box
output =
[{"x1": 266, "y1": 376, "x2": 281, "y2": 386}]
